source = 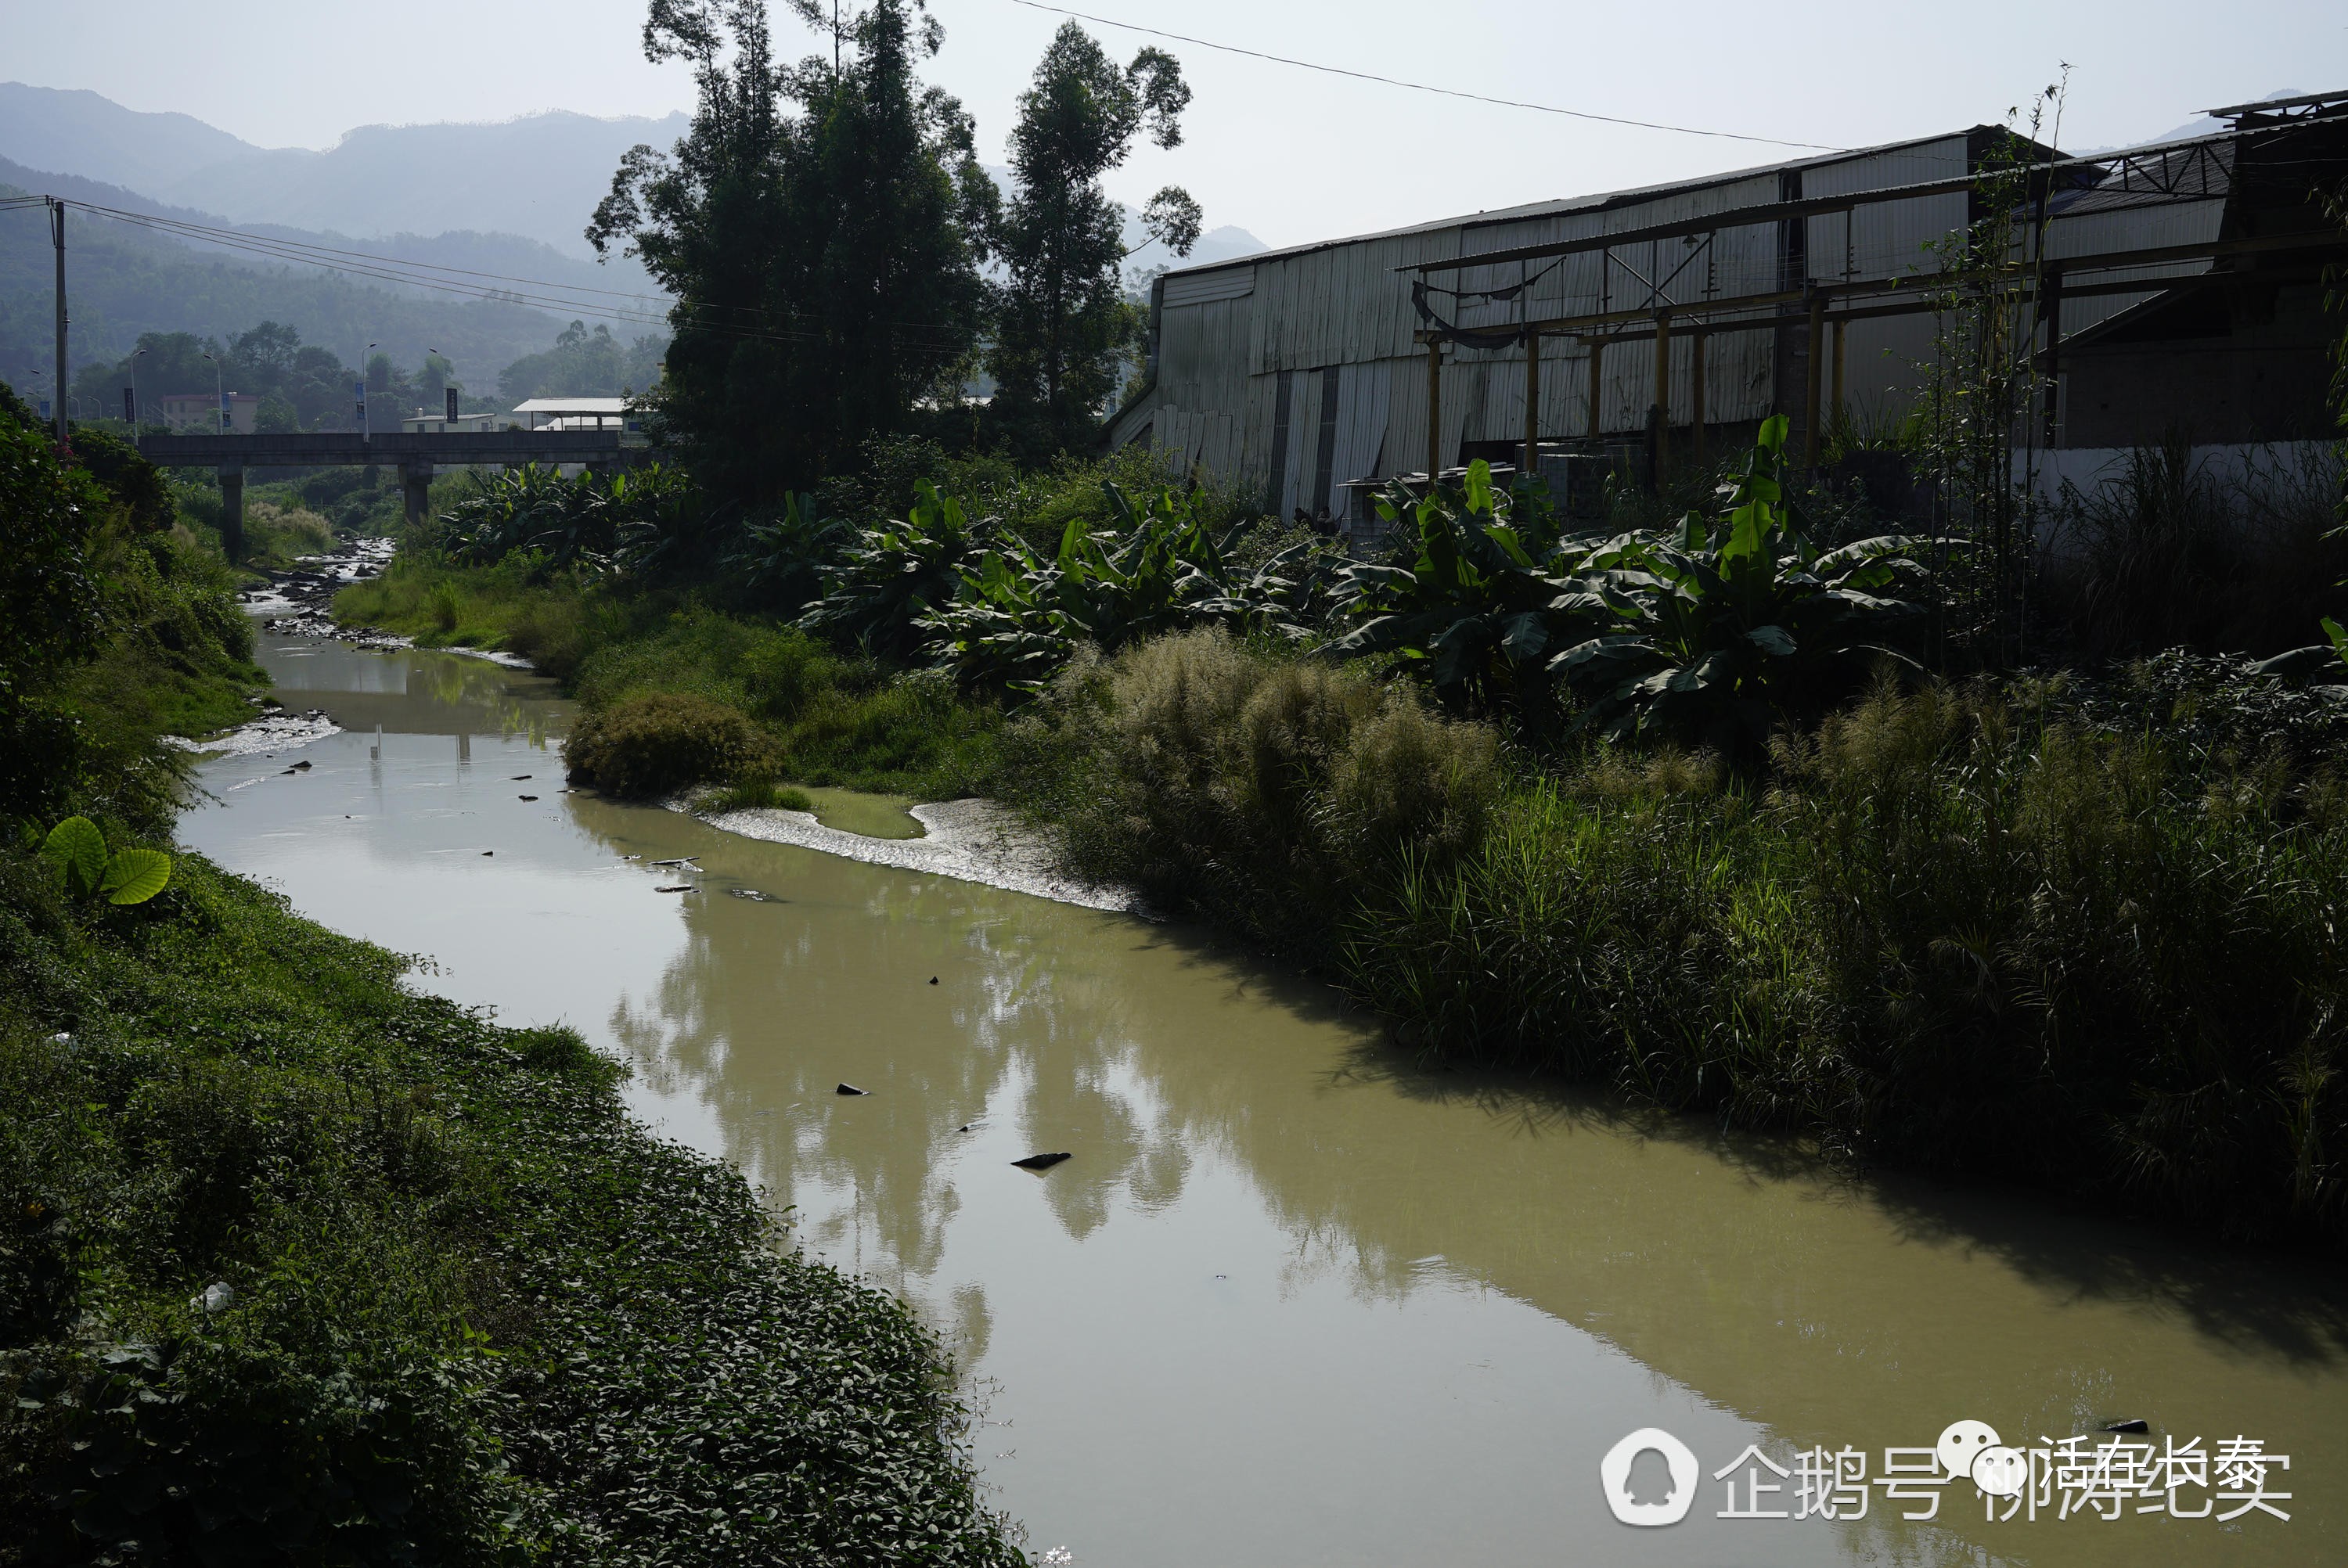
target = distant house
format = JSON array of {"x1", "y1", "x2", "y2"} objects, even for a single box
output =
[
  {"x1": 510, "y1": 397, "x2": 643, "y2": 433},
  {"x1": 401, "y1": 409, "x2": 508, "y2": 433},
  {"x1": 158, "y1": 392, "x2": 258, "y2": 433}
]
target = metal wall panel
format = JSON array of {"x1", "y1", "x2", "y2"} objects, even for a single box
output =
[
  {"x1": 1161, "y1": 265, "x2": 1255, "y2": 307},
  {"x1": 1138, "y1": 128, "x2": 2249, "y2": 491}
]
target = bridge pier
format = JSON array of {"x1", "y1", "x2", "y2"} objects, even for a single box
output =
[
  {"x1": 402, "y1": 462, "x2": 435, "y2": 529},
  {"x1": 215, "y1": 463, "x2": 245, "y2": 563}
]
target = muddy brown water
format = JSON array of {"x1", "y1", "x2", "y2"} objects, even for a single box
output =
[{"x1": 182, "y1": 635, "x2": 2348, "y2": 1566}]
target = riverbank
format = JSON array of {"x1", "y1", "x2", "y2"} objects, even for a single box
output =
[
  {"x1": 0, "y1": 401, "x2": 1022, "y2": 1565},
  {"x1": 329, "y1": 556, "x2": 2348, "y2": 1250},
  {"x1": 0, "y1": 851, "x2": 1021, "y2": 1565}
]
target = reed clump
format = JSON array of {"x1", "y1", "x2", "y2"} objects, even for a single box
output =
[
  {"x1": 1006, "y1": 628, "x2": 1498, "y2": 963},
  {"x1": 1017, "y1": 638, "x2": 2348, "y2": 1244}
]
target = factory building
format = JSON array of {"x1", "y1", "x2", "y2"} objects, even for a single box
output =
[{"x1": 1111, "y1": 92, "x2": 2346, "y2": 531}]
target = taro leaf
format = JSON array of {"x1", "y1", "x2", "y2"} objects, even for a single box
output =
[
  {"x1": 1745, "y1": 624, "x2": 1798, "y2": 656},
  {"x1": 41, "y1": 817, "x2": 107, "y2": 898},
  {"x1": 101, "y1": 848, "x2": 173, "y2": 906}
]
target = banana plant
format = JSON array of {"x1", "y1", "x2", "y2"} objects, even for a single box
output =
[
  {"x1": 1544, "y1": 415, "x2": 1928, "y2": 747},
  {"x1": 798, "y1": 482, "x2": 987, "y2": 660},
  {"x1": 40, "y1": 817, "x2": 171, "y2": 905},
  {"x1": 725, "y1": 492, "x2": 844, "y2": 612},
  {"x1": 1324, "y1": 460, "x2": 1574, "y2": 717}
]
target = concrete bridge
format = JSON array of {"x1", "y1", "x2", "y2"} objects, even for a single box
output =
[{"x1": 136, "y1": 430, "x2": 654, "y2": 558}]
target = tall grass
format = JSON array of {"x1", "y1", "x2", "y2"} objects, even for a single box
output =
[
  {"x1": 1005, "y1": 629, "x2": 1497, "y2": 962},
  {"x1": 2040, "y1": 440, "x2": 2348, "y2": 660},
  {"x1": 1011, "y1": 634, "x2": 2348, "y2": 1245},
  {"x1": 333, "y1": 556, "x2": 628, "y2": 678}
]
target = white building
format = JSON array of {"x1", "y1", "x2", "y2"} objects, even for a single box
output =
[
  {"x1": 402, "y1": 409, "x2": 507, "y2": 433},
  {"x1": 510, "y1": 397, "x2": 644, "y2": 433},
  {"x1": 158, "y1": 391, "x2": 259, "y2": 433}
]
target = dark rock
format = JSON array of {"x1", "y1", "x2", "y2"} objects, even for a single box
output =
[
  {"x1": 519, "y1": 794, "x2": 538, "y2": 801},
  {"x1": 482, "y1": 851, "x2": 495, "y2": 857},
  {"x1": 2101, "y1": 1418, "x2": 2150, "y2": 1434},
  {"x1": 928, "y1": 976, "x2": 939, "y2": 985},
  {"x1": 1012, "y1": 1152, "x2": 1071, "y2": 1171},
  {"x1": 654, "y1": 883, "x2": 692, "y2": 892},
  {"x1": 837, "y1": 1083, "x2": 870, "y2": 1096}
]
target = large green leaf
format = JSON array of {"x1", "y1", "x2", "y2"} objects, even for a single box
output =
[
  {"x1": 101, "y1": 849, "x2": 173, "y2": 906},
  {"x1": 41, "y1": 817, "x2": 106, "y2": 898}
]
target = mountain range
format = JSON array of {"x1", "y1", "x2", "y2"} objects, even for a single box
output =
[{"x1": 0, "y1": 81, "x2": 1265, "y2": 405}]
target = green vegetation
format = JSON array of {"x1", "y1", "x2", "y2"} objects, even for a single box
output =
[
  {"x1": 0, "y1": 386, "x2": 1020, "y2": 1563},
  {"x1": 38, "y1": 817, "x2": 171, "y2": 906},
  {"x1": 1006, "y1": 631, "x2": 2348, "y2": 1246},
  {"x1": 986, "y1": 22, "x2": 1195, "y2": 459},
  {"x1": 1331, "y1": 419, "x2": 1932, "y2": 749},
  {"x1": 0, "y1": 854, "x2": 1019, "y2": 1565},
  {"x1": 589, "y1": 0, "x2": 997, "y2": 504}
]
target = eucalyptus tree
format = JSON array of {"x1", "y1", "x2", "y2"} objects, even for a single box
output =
[
  {"x1": 988, "y1": 22, "x2": 1197, "y2": 462},
  {"x1": 589, "y1": 0, "x2": 996, "y2": 512}
]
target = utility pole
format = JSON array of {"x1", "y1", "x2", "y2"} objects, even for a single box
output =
[{"x1": 49, "y1": 196, "x2": 67, "y2": 445}]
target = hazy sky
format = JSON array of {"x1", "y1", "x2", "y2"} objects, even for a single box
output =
[{"x1": 9, "y1": 0, "x2": 2345, "y2": 250}]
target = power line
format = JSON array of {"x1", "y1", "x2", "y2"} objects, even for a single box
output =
[
  {"x1": 1003, "y1": 0, "x2": 1847, "y2": 153},
  {"x1": 13, "y1": 200, "x2": 981, "y2": 354}
]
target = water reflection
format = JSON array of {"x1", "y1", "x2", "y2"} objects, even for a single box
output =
[
  {"x1": 184, "y1": 635, "x2": 2348, "y2": 1568},
  {"x1": 588, "y1": 802, "x2": 2348, "y2": 1568},
  {"x1": 263, "y1": 640, "x2": 566, "y2": 743}
]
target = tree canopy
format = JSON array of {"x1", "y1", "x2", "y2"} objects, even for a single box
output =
[
  {"x1": 986, "y1": 22, "x2": 1196, "y2": 462},
  {"x1": 589, "y1": 0, "x2": 996, "y2": 505}
]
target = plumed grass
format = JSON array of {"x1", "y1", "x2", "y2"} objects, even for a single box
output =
[
  {"x1": 1012, "y1": 636, "x2": 2348, "y2": 1246},
  {"x1": 1004, "y1": 628, "x2": 1498, "y2": 962}
]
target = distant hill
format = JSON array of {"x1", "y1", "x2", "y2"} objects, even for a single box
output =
[
  {"x1": 0, "y1": 83, "x2": 687, "y2": 260},
  {"x1": 0, "y1": 163, "x2": 599, "y2": 402},
  {"x1": 0, "y1": 84, "x2": 1266, "y2": 408},
  {"x1": 0, "y1": 83, "x2": 257, "y2": 197}
]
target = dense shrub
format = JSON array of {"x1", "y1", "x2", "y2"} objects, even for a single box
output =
[
  {"x1": 1006, "y1": 629, "x2": 1498, "y2": 960},
  {"x1": 1005, "y1": 634, "x2": 2348, "y2": 1244},
  {"x1": 563, "y1": 691, "x2": 773, "y2": 799}
]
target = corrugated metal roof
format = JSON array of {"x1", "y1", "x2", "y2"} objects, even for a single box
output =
[{"x1": 1154, "y1": 125, "x2": 2010, "y2": 282}]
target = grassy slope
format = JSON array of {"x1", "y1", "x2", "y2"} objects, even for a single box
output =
[
  {"x1": 0, "y1": 847, "x2": 1019, "y2": 1566},
  {"x1": 0, "y1": 409, "x2": 1020, "y2": 1563},
  {"x1": 336, "y1": 565, "x2": 1002, "y2": 800}
]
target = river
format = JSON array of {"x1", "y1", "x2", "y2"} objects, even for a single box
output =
[{"x1": 181, "y1": 632, "x2": 2348, "y2": 1566}]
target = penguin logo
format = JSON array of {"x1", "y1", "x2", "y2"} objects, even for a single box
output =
[{"x1": 1601, "y1": 1428, "x2": 1700, "y2": 1527}]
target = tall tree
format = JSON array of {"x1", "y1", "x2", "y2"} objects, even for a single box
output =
[
  {"x1": 988, "y1": 23, "x2": 1197, "y2": 461},
  {"x1": 589, "y1": 0, "x2": 995, "y2": 508}
]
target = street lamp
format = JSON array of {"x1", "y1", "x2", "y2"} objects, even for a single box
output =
[
  {"x1": 358, "y1": 341, "x2": 378, "y2": 441},
  {"x1": 130, "y1": 347, "x2": 147, "y2": 430},
  {"x1": 200, "y1": 351, "x2": 225, "y2": 432}
]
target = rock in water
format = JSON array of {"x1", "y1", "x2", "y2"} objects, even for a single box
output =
[
  {"x1": 2101, "y1": 1418, "x2": 2150, "y2": 1434},
  {"x1": 1012, "y1": 1152, "x2": 1071, "y2": 1171},
  {"x1": 837, "y1": 1082, "x2": 870, "y2": 1096},
  {"x1": 519, "y1": 794, "x2": 538, "y2": 800}
]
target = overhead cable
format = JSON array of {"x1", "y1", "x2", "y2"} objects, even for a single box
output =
[
  {"x1": 1002, "y1": 0, "x2": 1847, "y2": 153},
  {"x1": 9, "y1": 200, "x2": 979, "y2": 353}
]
